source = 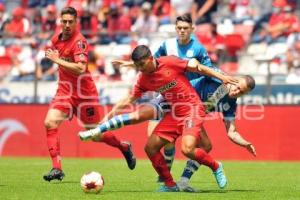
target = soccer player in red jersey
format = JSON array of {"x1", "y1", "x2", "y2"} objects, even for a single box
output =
[
  {"x1": 86, "y1": 45, "x2": 237, "y2": 191},
  {"x1": 42, "y1": 7, "x2": 135, "y2": 182}
]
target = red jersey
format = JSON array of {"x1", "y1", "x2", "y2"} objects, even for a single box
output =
[
  {"x1": 50, "y1": 30, "x2": 98, "y2": 99},
  {"x1": 132, "y1": 56, "x2": 205, "y2": 118}
]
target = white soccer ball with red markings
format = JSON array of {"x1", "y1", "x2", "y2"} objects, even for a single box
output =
[{"x1": 80, "y1": 171, "x2": 104, "y2": 193}]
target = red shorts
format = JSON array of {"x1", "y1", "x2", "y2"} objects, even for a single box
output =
[
  {"x1": 153, "y1": 113, "x2": 203, "y2": 143},
  {"x1": 50, "y1": 95, "x2": 100, "y2": 125}
]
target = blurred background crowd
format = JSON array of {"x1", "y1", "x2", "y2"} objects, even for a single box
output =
[{"x1": 0, "y1": 0, "x2": 299, "y2": 89}]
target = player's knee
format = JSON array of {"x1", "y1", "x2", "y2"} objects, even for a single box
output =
[
  {"x1": 144, "y1": 143, "x2": 156, "y2": 156},
  {"x1": 144, "y1": 145, "x2": 151, "y2": 155},
  {"x1": 44, "y1": 119, "x2": 58, "y2": 130},
  {"x1": 204, "y1": 143, "x2": 212, "y2": 153},
  {"x1": 181, "y1": 145, "x2": 195, "y2": 158},
  {"x1": 144, "y1": 144, "x2": 152, "y2": 154},
  {"x1": 139, "y1": 111, "x2": 150, "y2": 121}
]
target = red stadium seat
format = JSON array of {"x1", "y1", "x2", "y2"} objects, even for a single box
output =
[
  {"x1": 220, "y1": 62, "x2": 239, "y2": 75},
  {"x1": 0, "y1": 55, "x2": 12, "y2": 80},
  {"x1": 234, "y1": 24, "x2": 254, "y2": 43},
  {"x1": 224, "y1": 33, "x2": 245, "y2": 57}
]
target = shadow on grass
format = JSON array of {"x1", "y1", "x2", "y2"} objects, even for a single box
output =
[
  {"x1": 196, "y1": 189, "x2": 262, "y2": 193},
  {"x1": 102, "y1": 189, "x2": 261, "y2": 194},
  {"x1": 103, "y1": 190, "x2": 156, "y2": 193},
  {"x1": 51, "y1": 181, "x2": 78, "y2": 184}
]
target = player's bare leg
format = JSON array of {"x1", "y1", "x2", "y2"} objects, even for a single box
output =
[
  {"x1": 43, "y1": 108, "x2": 68, "y2": 182},
  {"x1": 79, "y1": 103, "x2": 157, "y2": 140},
  {"x1": 147, "y1": 120, "x2": 159, "y2": 137},
  {"x1": 177, "y1": 126, "x2": 212, "y2": 191},
  {"x1": 181, "y1": 133, "x2": 227, "y2": 189}
]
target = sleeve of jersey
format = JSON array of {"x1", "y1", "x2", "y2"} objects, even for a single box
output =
[
  {"x1": 222, "y1": 100, "x2": 237, "y2": 121},
  {"x1": 153, "y1": 42, "x2": 166, "y2": 58},
  {"x1": 197, "y1": 46, "x2": 213, "y2": 67},
  {"x1": 73, "y1": 40, "x2": 88, "y2": 63}
]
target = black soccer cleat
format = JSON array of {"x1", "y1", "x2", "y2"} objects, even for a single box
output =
[
  {"x1": 43, "y1": 168, "x2": 65, "y2": 182},
  {"x1": 121, "y1": 141, "x2": 136, "y2": 170}
]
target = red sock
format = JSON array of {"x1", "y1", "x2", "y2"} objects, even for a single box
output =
[
  {"x1": 101, "y1": 132, "x2": 128, "y2": 152},
  {"x1": 194, "y1": 148, "x2": 219, "y2": 172},
  {"x1": 148, "y1": 152, "x2": 176, "y2": 187},
  {"x1": 46, "y1": 128, "x2": 61, "y2": 169}
]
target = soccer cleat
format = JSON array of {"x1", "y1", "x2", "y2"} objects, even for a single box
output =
[
  {"x1": 78, "y1": 127, "x2": 101, "y2": 141},
  {"x1": 121, "y1": 142, "x2": 136, "y2": 170},
  {"x1": 213, "y1": 162, "x2": 227, "y2": 189},
  {"x1": 43, "y1": 168, "x2": 65, "y2": 182},
  {"x1": 177, "y1": 181, "x2": 197, "y2": 192},
  {"x1": 157, "y1": 184, "x2": 179, "y2": 192}
]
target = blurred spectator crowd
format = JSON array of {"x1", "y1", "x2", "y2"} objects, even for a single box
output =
[{"x1": 0, "y1": 0, "x2": 300, "y2": 84}]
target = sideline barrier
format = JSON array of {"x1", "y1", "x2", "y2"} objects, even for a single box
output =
[{"x1": 0, "y1": 105, "x2": 299, "y2": 160}]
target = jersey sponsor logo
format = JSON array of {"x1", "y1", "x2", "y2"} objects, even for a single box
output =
[
  {"x1": 0, "y1": 119, "x2": 28, "y2": 155},
  {"x1": 222, "y1": 102, "x2": 230, "y2": 111},
  {"x1": 77, "y1": 41, "x2": 86, "y2": 50},
  {"x1": 156, "y1": 80, "x2": 177, "y2": 93},
  {"x1": 186, "y1": 50, "x2": 194, "y2": 58}
]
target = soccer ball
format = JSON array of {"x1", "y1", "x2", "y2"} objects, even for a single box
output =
[{"x1": 80, "y1": 171, "x2": 104, "y2": 193}]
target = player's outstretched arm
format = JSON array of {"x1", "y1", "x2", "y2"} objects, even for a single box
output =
[
  {"x1": 224, "y1": 120, "x2": 257, "y2": 157},
  {"x1": 45, "y1": 49, "x2": 86, "y2": 74},
  {"x1": 186, "y1": 58, "x2": 238, "y2": 85},
  {"x1": 111, "y1": 60, "x2": 135, "y2": 68},
  {"x1": 103, "y1": 95, "x2": 138, "y2": 122}
]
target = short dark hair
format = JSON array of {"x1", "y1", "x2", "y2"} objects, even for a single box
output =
[
  {"x1": 131, "y1": 45, "x2": 152, "y2": 62},
  {"x1": 243, "y1": 75, "x2": 256, "y2": 90},
  {"x1": 176, "y1": 13, "x2": 193, "y2": 25},
  {"x1": 61, "y1": 6, "x2": 77, "y2": 18}
]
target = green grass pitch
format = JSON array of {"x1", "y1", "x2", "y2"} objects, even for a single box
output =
[{"x1": 0, "y1": 157, "x2": 299, "y2": 200}]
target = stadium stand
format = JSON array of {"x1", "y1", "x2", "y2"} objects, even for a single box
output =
[{"x1": 0, "y1": 0, "x2": 299, "y2": 103}]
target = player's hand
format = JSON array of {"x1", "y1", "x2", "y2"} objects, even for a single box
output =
[
  {"x1": 222, "y1": 75, "x2": 239, "y2": 85},
  {"x1": 245, "y1": 143, "x2": 256, "y2": 157},
  {"x1": 111, "y1": 60, "x2": 134, "y2": 68},
  {"x1": 45, "y1": 49, "x2": 59, "y2": 62}
]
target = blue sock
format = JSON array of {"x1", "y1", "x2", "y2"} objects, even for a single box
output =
[
  {"x1": 99, "y1": 114, "x2": 131, "y2": 133},
  {"x1": 181, "y1": 160, "x2": 200, "y2": 180},
  {"x1": 164, "y1": 146, "x2": 175, "y2": 170}
]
